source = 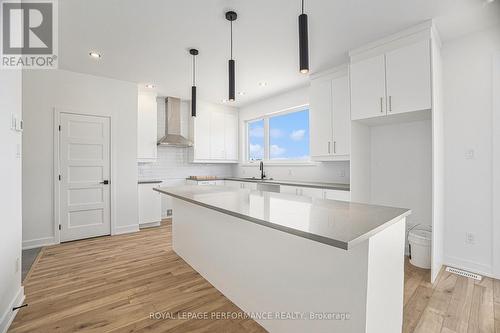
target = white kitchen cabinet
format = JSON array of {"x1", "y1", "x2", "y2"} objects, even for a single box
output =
[
  {"x1": 137, "y1": 92, "x2": 158, "y2": 161},
  {"x1": 385, "y1": 39, "x2": 431, "y2": 115},
  {"x1": 350, "y1": 55, "x2": 386, "y2": 120},
  {"x1": 350, "y1": 40, "x2": 431, "y2": 121},
  {"x1": 323, "y1": 189, "x2": 351, "y2": 202},
  {"x1": 138, "y1": 183, "x2": 162, "y2": 226},
  {"x1": 224, "y1": 180, "x2": 257, "y2": 190},
  {"x1": 210, "y1": 111, "x2": 226, "y2": 159},
  {"x1": 191, "y1": 104, "x2": 238, "y2": 163},
  {"x1": 300, "y1": 187, "x2": 324, "y2": 199},
  {"x1": 280, "y1": 185, "x2": 300, "y2": 195},
  {"x1": 309, "y1": 79, "x2": 333, "y2": 157},
  {"x1": 310, "y1": 69, "x2": 351, "y2": 160},
  {"x1": 224, "y1": 112, "x2": 238, "y2": 160},
  {"x1": 332, "y1": 76, "x2": 350, "y2": 156},
  {"x1": 186, "y1": 179, "x2": 225, "y2": 186},
  {"x1": 224, "y1": 180, "x2": 242, "y2": 189},
  {"x1": 192, "y1": 107, "x2": 211, "y2": 160}
]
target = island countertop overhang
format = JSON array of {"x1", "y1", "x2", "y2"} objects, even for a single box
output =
[{"x1": 154, "y1": 186, "x2": 411, "y2": 250}]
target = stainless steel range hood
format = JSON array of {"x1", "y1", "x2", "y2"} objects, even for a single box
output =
[{"x1": 157, "y1": 97, "x2": 193, "y2": 147}]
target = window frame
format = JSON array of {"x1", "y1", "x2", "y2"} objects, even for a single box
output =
[{"x1": 245, "y1": 104, "x2": 314, "y2": 165}]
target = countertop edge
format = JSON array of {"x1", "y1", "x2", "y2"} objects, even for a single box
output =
[
  {"x1": 154, "y1": 187, "x2": 407, "y2": 251},
  {"x1": 189, "y1": 177, "x2": 351, "y2": 191}
]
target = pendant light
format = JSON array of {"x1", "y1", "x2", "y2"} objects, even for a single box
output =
[
  {"x1": 226, "y1": 11, "x2": 237, "y2": 102},
  {"x1": 298, "y1": 0, "x2": 309, "y2": 74},
  {"x1": 189, "y1": 48, "x2": 198, "y2": 117}
]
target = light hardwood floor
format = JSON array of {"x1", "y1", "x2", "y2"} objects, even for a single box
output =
[{"x1": 9, "y1": 220, "x2": 500, "y2": 333}]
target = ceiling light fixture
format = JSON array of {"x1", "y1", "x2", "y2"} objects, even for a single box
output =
[
  {"x1": 298, "y1": 0, "x2": 309, "y2": 74},
  {"x1": 258, "y1": 82, "x2": 268, "y2": 87},
  {"x1": 189, "y1": 48, "x2": 199, "y2": 117},
  {"x1": 226, "y1": 11, "x2": 237, "y2": 102},
  {"x1": 89, "y1": 51, "x2": 102, "y2": 59}
]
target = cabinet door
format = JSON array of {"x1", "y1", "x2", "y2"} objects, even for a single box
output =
[
  {"x1": 193, "y1": 108, "x2": 211, "y2": 160},
  {"x1": 385, "y1": 40, "x2": 431, "y2": 115},
  {"x1": 332, "y1": 75, "x2": 350, "y2": 156},
  {"x1": 350, "y1": 54, "x2": 387, "y2": 120},
  {"x1": 280, "y1": 185, "x2": 299, "y2": 195},
  {"x1": 324, "y1": 189, "x2": 350, "y2": 202},
  {"x1": 242, "y1": 182, "x2": 257, "y2": 190},
  {"x1": 300, "y1": 187, "x2": 324, "y2": 199},
  {"x1": 310, "y1": 79, "x2": 333, "y2": 157},
  {"x1": 137, "y1": 93, "x2": 157, "y2": 160},
  {"x1": 210, "y1": 111, "x2": 226, "y2": 159},
  {"x1": 224, "y1": 180, "x2": 242, "y2": 189},
  {"x1": 138, "y1": 184, "x2": 162, "y2": 224},
  {"x1": 224, "y1": 112, "x2": 238, "y2": 161}
]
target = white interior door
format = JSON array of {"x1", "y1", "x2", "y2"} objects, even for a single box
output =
[{"x1": 59, "y1": 113, "x2": 111, "y2": 242}]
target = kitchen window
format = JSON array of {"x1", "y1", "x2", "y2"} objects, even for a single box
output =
[{"x1": 246, "y1": 107, "x2": 310, "y2": 163}]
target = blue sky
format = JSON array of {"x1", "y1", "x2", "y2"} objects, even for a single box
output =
[{"x1": 248, "y1": 109, "x2": 310, "y2": 160}]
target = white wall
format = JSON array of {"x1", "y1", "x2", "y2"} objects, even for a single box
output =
[
  {"x1": 22, "y1": 69, "x2": 139, "y2": 248},
  {"x1": 442, "y1": 25, "x2": 500, "y2": 277},
  {"x1": 0, "y1": 70, "x2": 24, "y2": 332},
  {"x1": 236, "y1": 86, "x2": 350, "y2": 184},
  {"x1": 370, "y1": 120, "x2": 432, "y2": 230}
]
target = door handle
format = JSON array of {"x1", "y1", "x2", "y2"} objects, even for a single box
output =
[
  {"x1": 334, "y1": 141, "x2": 336, "y2": 154},
  {"x1": 380, "y1": 97, "x2": 384, "y2": 113},
  {"x1": 328, "y1": 141, "x2": 331, "y2": 154},
  {"x1": 389, "y1": 96, "x2": 392, "y2": 112},
  {"x1": 100, "y1": 180, "x2": 109, "y2": 185}
]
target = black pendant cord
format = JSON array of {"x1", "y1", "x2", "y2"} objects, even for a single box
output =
[
  {"x1": 230, "y1": 20, "x2": 233, "y2": 60},
  {"x1": 192, "y1": 55, "x2": 196, "y2": 86},
  {"x1": 302, "y1": 0, "x2": 304, "y2": 14}
]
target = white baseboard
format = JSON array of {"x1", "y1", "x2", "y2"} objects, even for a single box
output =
[
  {"x1": 444, "y1": 255, "x2": 494, "y2": 279},
  {"x1": 114, "y1": 224, "x2": 139, "y2": 235},
  {"x1": 22, "y1": 236, "x2": 56, "y2": 250},
  {"x1": 0, "y1": 286, "x2": 25, "y2": 333},
  {"x1": 139, "y1": 221, "x2": 161, "y2": 229}
]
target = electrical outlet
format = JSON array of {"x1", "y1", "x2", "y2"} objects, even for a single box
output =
[
  {"x1": 242, "y1": 169, "x2": 246, "y2": 175},
  {"x1": 465, "y1": 149, "x2": 475, "y2": 160},
  {"x1": 339, "y1": 170, "x2": 346, "y2": 177},
  {"x1": 167, "y1": 209, "x2": 173, "y2": 216},
  {"x1": 465, "y1": 232, "x2": 475, "y2": 244},
  {"x1": 288, "y1": 169, "x2": 292, "y2": 176}
]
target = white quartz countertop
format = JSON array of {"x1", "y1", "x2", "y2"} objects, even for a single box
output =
[{"x1": 154, "y1": 185, "x2": 411, "y2": 250}]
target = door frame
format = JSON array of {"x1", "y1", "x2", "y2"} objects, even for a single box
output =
[
  {"x1": 53, "y1": 108, "x2": 114, "y2": 244},
  {"x1": 493, "y1": 52, "x2": 500, "y2": 278}
]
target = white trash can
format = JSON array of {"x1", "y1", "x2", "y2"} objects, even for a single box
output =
[{"x1": 408, "y1": 227, "x2": 432, "y2": 269}]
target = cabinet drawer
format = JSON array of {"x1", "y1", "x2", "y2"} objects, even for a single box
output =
[{"x1": 323, "y1": 189, "x2": 350, "y2": 202}]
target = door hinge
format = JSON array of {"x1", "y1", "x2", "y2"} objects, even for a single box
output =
[
  {"x1": 58, "y1": 125, "x2": 61, "y2": 131},
  {"x1": 58, "y1": 224, "x2": 61, "y2": 231},
  {"x1": 58, "y1": 175, "x2": 61, "y2": 181}
]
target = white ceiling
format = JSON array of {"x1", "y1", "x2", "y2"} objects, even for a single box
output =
[{"x1": 58, "y1": 0, "x2": 499, "y2": 107}]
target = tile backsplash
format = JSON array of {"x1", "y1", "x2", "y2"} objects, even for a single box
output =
[{"x1": 138, "y1": 146, "x2": 234, "y2": 183}]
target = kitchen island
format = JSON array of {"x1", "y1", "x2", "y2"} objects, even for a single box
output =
[{"x1": 154, "y1": 185, "x2": 411, "y2": 333}]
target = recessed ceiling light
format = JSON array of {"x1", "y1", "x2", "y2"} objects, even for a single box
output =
[
  {"x1": 238, "y1": 91, "x2": 246, "y2": 96},
  {"x1": 89, "y1": 51, "x2": 102, "y2": 59},
  {"x1": 258, "y1": 82, "x2": 268, "y2": 87},
  {"x1": 145, "y1": 84, "x2": 155, "y2": 89}
]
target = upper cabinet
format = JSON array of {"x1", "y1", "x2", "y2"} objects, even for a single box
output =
[
  {"x1": 137, "y1": 91, "x2": 158, "y2": 162},
  {"x1": 309, "y1": 68, "x2": 350, "y2": 161},
  {"x1": 191, "y1": 102, "x2": 238, "y2": 163},
  {"x1": 350, "y1": 39, "x2": 431, "y2": 120}
]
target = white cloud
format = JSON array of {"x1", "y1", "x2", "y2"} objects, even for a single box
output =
[
  {"x1": 270, "y1": 144, "x2": 286, "y2": 156},
  {"x1": 290, "y1": 129, "x2": 306, "y2": 141},
  {"x1": 270, "y1": 128, "x2": 285, "y2": 138},
  {"x1": 249, "y1": 144, "x2": 264, "y2": 159},
  {"x1": 249, "y1": 126, "x2": 264, "y2": 138}
]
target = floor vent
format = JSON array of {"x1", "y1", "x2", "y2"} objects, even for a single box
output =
[{"x1": 445, "y1": 267, "x2": 482, "y2": 281}]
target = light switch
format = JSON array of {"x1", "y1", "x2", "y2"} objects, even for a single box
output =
[{"x1": 465, "y1": 149, "x2": 474, "y2": 160}]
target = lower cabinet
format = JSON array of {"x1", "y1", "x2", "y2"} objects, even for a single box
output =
[
  {"x1": 323, "y1": 189, "x2": 351, "y2": 202},
  {"x1": 224, "y1": 180, "x2": 257, "y2": 190},
  {"x1": 280, "y1": 185, "x2": 350, "y2": 201},
  {"x1": 138, "y1": 183, "x2": 162, "y2": 227}
]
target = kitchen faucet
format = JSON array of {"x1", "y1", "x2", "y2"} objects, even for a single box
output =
[{"x1": 259, "y1": 161, "x2": 266, "y2": 180}]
